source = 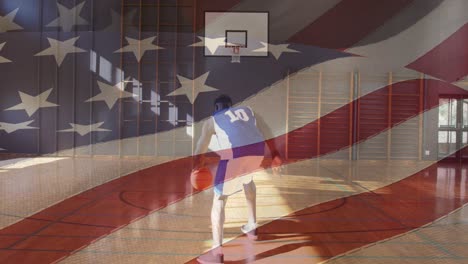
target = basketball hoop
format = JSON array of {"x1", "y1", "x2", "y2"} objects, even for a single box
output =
[{"x1": 231, "y1": 45, "x2": 242, "y2": 63}]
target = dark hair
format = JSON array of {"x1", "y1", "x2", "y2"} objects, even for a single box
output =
[{"x1": 214, "y1": 94, "x2": 232, "y2": 111}]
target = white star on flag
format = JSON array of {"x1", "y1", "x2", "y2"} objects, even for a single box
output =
[
  {"x1": 190, "y1": 36, "x2": 226, "y2": 55},
  {"x1": 59, "y1": 122, "x2": 111, "y2": 136},
  {"x1": 34, "y1": 37, "x2": 86, "y2": 66},
  {"x1": 85, "y1": 79, "x2": 137, "y2": 108},
  {"x1": 0, "y1": 120, "x2": 38, "y2": 134},
  {"x1": 253, "y1": 42, "x2": 300, "y2": 60},
  {"x1": 6, "y1": 88, "x2": 58, "y2": 117},
  {"x1": 0, "y1": 42, "x2": 11, "y2": 63},
  {"x1": 46, "y1": 2, "x2": 89, "y2": 32},
  {"x1": 167, "y1": 72, "x2": 218, "y2": 104},
  {"x1": 114, "y1": 37, "x2": 163, "y2": 62},
  {"x1": 0, "y1": 8, "x2": 23, "y2": 33}
]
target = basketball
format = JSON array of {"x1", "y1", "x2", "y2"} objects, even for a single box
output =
[{"x1": 190, "y1": 167, "x2": 213, "y2": 190}]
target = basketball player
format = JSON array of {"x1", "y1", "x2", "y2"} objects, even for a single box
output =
[{"x1": 194, "y1": 95, "x2": 282, "y2": 264}]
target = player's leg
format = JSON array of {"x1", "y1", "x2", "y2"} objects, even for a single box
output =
[
  {"x1": 211, "y1": 192, "x2": 227, "y2": 248},
  {"x1": 240, "y1": 155, "x2": 263, "y2": 225},
  {"x1": 240, "y1": 156, "x2": 263, "y2": 240},
  {"x1": 197, "y1": 192, "x2": 226, "y2": 264},
  {"x1": 243, "y1": 180, "x2": 257, "y2": 225},
  {"x1": 241, "y1": 180, "x2": 258, "y2": 240},
  {"x1": 212, "y1": 160, "x2": 230, "y2": 249},
  {"x1": 197, "y1": 160, "x2": 229, "y2": 264}
]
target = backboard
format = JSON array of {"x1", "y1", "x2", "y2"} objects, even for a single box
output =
[{"x1": 204, "y1": 12, "x2": 269, "y2": 57}]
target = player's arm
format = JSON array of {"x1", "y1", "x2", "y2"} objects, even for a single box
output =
[
  {"x1": 251, "y1": 109, "x2": 283, "y2": 171},
  {"x1": 252, "y1": 110, "x2": 280, "y2": 157},
  {"x1": 193, "y1": 117, "x2": 215, "y2": 169}
]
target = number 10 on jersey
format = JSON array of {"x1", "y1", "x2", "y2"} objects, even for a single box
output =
[{"x1": 225, "y1": 109, "x2": 250, "y2": 123}]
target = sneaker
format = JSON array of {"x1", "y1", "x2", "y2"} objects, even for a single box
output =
[
  {"x1": 197, "y1": 251, "x2": 224, "y2": 264},
  {"x1": 241, "y1": 223, "x2": 258, "y2": 240}
]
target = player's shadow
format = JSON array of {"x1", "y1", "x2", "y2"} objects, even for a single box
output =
[
  {"x1": 218, "y1": 194, "x2": 407, "y2": 263},
  {"x1": 222, "y1": 199, "x2": 350, "y2": 264},
  {"x1": 222, "y1": 218, "x2": 331, "y2": 264}
]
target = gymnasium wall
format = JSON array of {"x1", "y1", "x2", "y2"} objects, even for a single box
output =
[{"x1": 0, "y1": 0, "x2": 467, "y2": 161}]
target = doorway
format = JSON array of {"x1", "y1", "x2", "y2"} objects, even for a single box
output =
[{"x1": 438, "y1": 96, "x2": 468, "y2": 161}]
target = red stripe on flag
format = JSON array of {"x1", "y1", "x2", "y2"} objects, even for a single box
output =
[
  {"x1": 288, "y1": 0, "x2": 414, "y2": 50},
  {"x1": 0, "y1": 79, "x2": 466, "y2": 263},
  {"x1": 186, "y1": 153, "x2": 468, "y2": 263},
  {"x1": 407, "y1": 24, "x2": 468, "y2": 83},
  {"x1": 278, "y1": 79, "x2": 466, "y2": 160}
]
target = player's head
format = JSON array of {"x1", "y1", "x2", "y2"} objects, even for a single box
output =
[{"x1": 214, "y1": 94, "x2": 232, "y2": 112}]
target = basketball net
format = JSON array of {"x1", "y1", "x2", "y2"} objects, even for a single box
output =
[{"x1": 231, "y1": 45, "x2": 241, "y2": 63}]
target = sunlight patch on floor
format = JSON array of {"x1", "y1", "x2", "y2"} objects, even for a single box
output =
[{"x1": 0, "y1": 157, "x2": 68, "y2": 170}]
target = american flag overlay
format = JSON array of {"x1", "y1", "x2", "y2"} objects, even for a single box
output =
[
  {"x1": 0, "y1": 0, "x2": 467, "y2": 158},
  {"x1": 0, "y1": 0, "x2": 467, "y2": 263}
]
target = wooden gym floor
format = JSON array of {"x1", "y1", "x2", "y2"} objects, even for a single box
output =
[{"x1": 0, "y1": 152, "x2": 466, "y2": 263}]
